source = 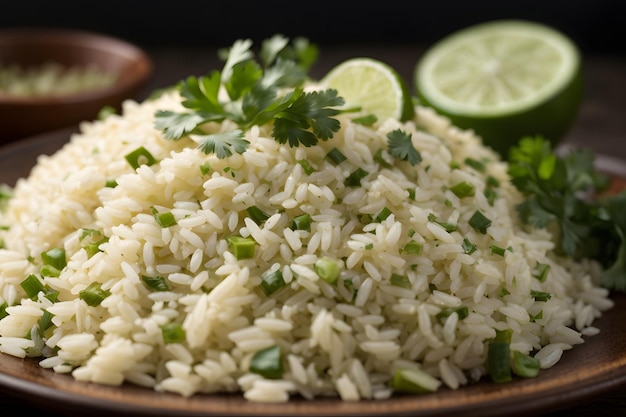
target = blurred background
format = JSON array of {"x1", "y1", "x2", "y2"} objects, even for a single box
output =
[
  {"x1": 2, "y1": 0, "x2": 624, "y2": 55},
  {"x1": 1, "y1": 0, "x2": 625, "y2": 155}
]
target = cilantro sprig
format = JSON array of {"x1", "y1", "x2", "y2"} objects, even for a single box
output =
[
  {"x1": 154, "y1": 35, "x2": 344, "y2": 158},
  {"x1": 508, "y1": 136, "x2": 626, "y2": 291}
]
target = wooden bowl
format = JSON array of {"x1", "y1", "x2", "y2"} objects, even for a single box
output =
[{"x1": 0, "y1": 27, "x2": 152, "y2": 144}]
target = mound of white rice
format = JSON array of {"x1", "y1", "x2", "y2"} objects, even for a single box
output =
[{"x1": 0, "y1": 89, "x2": 613, "y2": 402}]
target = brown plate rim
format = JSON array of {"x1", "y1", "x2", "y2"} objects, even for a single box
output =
[{"x1": 1, "y1": 129, "x2": 626, "y2": 417}]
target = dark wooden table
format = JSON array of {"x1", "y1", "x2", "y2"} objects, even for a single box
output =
[{"x1": 1, "y1": 44, "x2": 625, "y2": 416}]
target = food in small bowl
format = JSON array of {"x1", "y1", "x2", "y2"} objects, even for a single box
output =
[{"x1": 0, "y1": 27, "x2": 152, "y2": 144}]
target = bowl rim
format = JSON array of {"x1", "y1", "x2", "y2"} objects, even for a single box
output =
[{"x1": 0, "y1": 26, "x2": 153, "y2": 105}]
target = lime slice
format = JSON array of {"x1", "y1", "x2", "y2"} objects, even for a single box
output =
[
  {"x1": 321, "y1": 57, "x2": 414, "y2": 122},
  {"x1": 415, "y1": 20, "x2": 583, "y2": 158}
]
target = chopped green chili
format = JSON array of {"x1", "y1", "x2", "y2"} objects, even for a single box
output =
[
  {"x1": 373, "y1": 207, "x2": 392, "y2": 223},
  {"x1": 79, "y1": 282, "x2": 111, "y2": 307},
  {"x1": 428, "y1": 213, "x2": 457, "y2": 232},
  {"x1": 247, "y1": 206, "x2": 270, "y2": 225},
  {"x1": 402, "y1": 240, "x2": 423, "y2": 255},
  {"x1": 125, "y1": 146, "x2": 156, "y2": 169},
  {"x1": 326, "y1": 148, "x2": 346, "y2": 165},
  {"x1": 291, "y1": 213, "x2": 311, "y2": 231},
  {"x1": 390, "y1": 273, "x2": 411, "y2": 288},
  {"x1": 151, "y1": 207, "x2": 177, "y2": 228},
  {"x1": 161, "y1": 322, "x2": 186, "y2": 344},
  {"x1": 20, "y1": 274, "x2": 45, "y2": 299},
  {"x1": 449, "y1": 181, "x2": 476, "y2": 198},
  {"x1": 345, "y1": 167, "x2": 369, "y2": 187},
  {"x1": 392, "y1": 368, "x2": 441, "y2": 393},
  {"x1": 260, "y1": 269, "x2": 287, "y2": 296},
  {"x1": 462, "y1": 238, "x2": 477, "y2": 254},
  {"x1": 488, "y1": 329, "x2": 513, "y2": 383},
  {"x1": 533, "y1": 262, "x2": 551, "y2": 282},
  {"x1": 511, "y1": 351, "x2": 541, "y2": 378},
  {"x1": 531, "y1": 290, "x2": 551, "y2": 302},
  {"x1": 464, "y1": 157, "x2": 486, "y2": 173},
  {"x1": 436, "y1": 306, "x2": 469, "y2": 322},
  {"x1": 227, "y1": 236, "x2": 256, "y2": 260},
  {"x1": 41, "y1": 248, "x2": 66, "y2": 271},
  {"x1": 250, "y1": 345, "x2": 283, "y2": 379},
  {"x1": 296, "y1": 159, "x2": 315, "y2": 175},
  {"x1": 469, "y1": 210, "x2": 492, "y2": 234},
  {"x1": 314, "y1": 256, "x2": 340, "y2": 285},
  {"x1": 141, "y1": 275, "x2": 170, "y2": 291}
]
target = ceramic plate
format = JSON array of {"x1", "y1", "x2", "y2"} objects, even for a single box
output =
[{"x1": 1, "y1": 129, "x2": 626, "y2": 417}]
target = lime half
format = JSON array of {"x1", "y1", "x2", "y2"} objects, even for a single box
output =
[
  {"x1": 322, "y1": 57, "x2": 414, "y2": 122},
  {"x1": 415, "y1": 20, "x2": 583, "y2": 157}
]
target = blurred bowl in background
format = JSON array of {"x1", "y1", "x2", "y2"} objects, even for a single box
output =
[{"x1": 0, "y1": 27, "x2": 152, "y2": 145}]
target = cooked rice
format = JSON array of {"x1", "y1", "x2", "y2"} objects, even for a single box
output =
[{"x1": 0, "y1": 88, "x2": 614, "y2": 401}]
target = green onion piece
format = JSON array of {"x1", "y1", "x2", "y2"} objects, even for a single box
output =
[
  {"x1": 345, "y1": 168, "x2": 369, "y2": 187},
  {"x1": 200, "y1": 161, "x2": 211, "y2": 175},
  {"x1": 79, "y1": 282, "x2": 111, "y2": 307},
  {"x1": 141, "y1": 275, "x2": 170, "y2": 291},
  {"x1": 488, "y1": 329, "x2": 513, "y2": 383},
  {"x1": 462, "y1": 238, "x2": 477, "y2": 255},
  {"x1": 365, "y1": 243, "x2": 374, "y2": 250},
  {"x1": 161, "y1": 322, "x2": 186, "y2": 344},
  {"x1": 484, "y1": 189, "x2": 498, "y2": 206},
  {"x1": 41, "y1": 248, "x2": 67, "y2": 271},
  {"x1": 314, "y1": 256, "x2": 340, "y2": 285},
  {"x1": 390, "y1": 273, "x2": 411, "y2": 288},
  {"x1": 40, "y1": 265, "x2": 61, "y2": 278},
  {"x1": 373, "y1": 207, "x2": 392, "y2": 223},
  {"x1": 260, "y1": 269, "x2": 287, "y2": 296},
  {"x1": 436, "y1": 306, "x2": 469, "y2": 322},
  {"x1": 38, "y1": 310, "x2": 54, "y2": 333},
  {"x1": 531, "y1": 290, "x2": 551, "y2": 302},
  {"x1": 291, "y1": 213, "x2": 311, "y2": 231},
  {"x1": 428, "y1": 213, "x2": 457, "y2": 232},
  {"x1": 486, "y1": 175, "x2": 500, "y2": 187},
  {"x1": 44, "y1": 289, "x2": 59, "y2": 303},
  {"x1": 105, "y1": 178, "x2": 118, "y2": 188},
  {"x1": 227, "y1": 236, "x2": 256, "y2": 260},
  {"x1": 20, "y1": 274, "x2": 45, "y2": 299},
  {"x1": 98, "y1": 105, "x2": 116, "y2": 120},
  {"x1": 250, "y1": 345, "x2": 283, "y2": 379},
  {"x1": 352, "y1": 114, "x2": 378, "y2": 126},
  {"x1": 151, "y1": 207, "x2": 177, "y2": 228},
  {"x1": 407, "y1": 188, "x2": 416, "y2": 200},
  {"x1": 125, "y1": 146, "x2": 157, "y2": 169},
  {"x1": 449, "y1": 181, "x2": 476, "y2": 198},
  {"x1": 511, "y1": 351, "x2": 540, "y2": 378},
  {"x1": 83, "y1": 238, "x2": 108, "y2": 258},
  {"x1": 533, "y1": 262, "x2": 551, "y2": 282},
  {"x1": 465, "y1": 157, "x2": 486, "y2": 173},
  {"x1": 489, "y1": 245, "x2": 507, "y2": 256},
  {"x1": 326, "y1": 148, "x2": 347, "y2": 165},
  {"x1": 247, "y1": 206, "x2": 270, "y2": 225},
  {"x1": 392, "y1": 368, "x2": 441, "y2": 394},
  {"x1": 469, "y1": 210, "x2": 492, "y2": 234},
  {"x1": 402, "y1": 240, "x2": 423, "y2": 255},
  {"x1": 499, "y1": 287, "x2": 511, "y2": 297},
  {"x1": 296, "y1": 159, "x2": 315, "y2": 175},
  {"x1": 373, "y1": 148, "x2": 392, "y2": 169},
  {"x1": 0, "y1": 301, "x2": 8, "y2": 319},
  {"x1": 530, "y1": 310, "x2": 543, "y2": 322},
  {"x1": 449, "y1": 160, "x2": 461, "y2": 170}
]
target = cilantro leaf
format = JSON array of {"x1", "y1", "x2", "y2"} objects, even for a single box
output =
[
  {"x1": 387, "y1": 129, "x2": 422, "y2": 166},
  {"x1": 154, "y1": 36, "x2": 343, "y2": 159},
  {"x1": 192, "y1": 130, "x2": 250, "y2": 159},
  {"x1": 508, "y1": 135, "x2": 626, "y2": 292}
]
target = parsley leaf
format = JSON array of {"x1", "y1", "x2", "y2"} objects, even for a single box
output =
[
  {"x1": 155, "y1": 35, "x2": 340, "y2": 158},
  {"x1": 387, "y1": 129, "x2": 422, "y2": 166}
]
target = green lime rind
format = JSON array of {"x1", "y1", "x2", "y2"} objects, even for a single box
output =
[
  {"x1": 418, "y1": 66, "x2": 583, "y2": 157},
  {"x1": 414, "y1": 19, "x2": 583, "y2": 158}
]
